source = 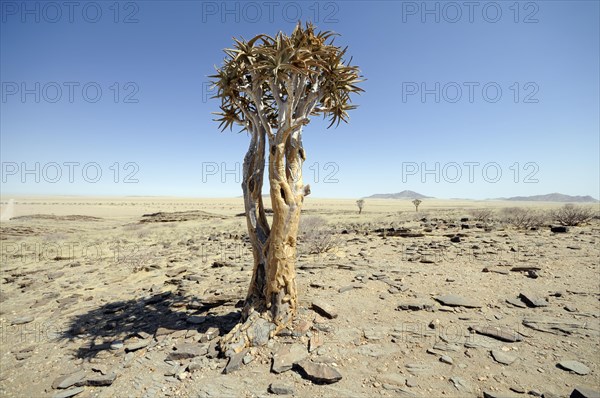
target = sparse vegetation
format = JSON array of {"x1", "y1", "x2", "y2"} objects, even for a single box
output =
[
  {"x1": 470, "y1": 208, "x2": 495, "y2": 222},
  {"x1": 500, "y1": 207, "x2": 548, "y2": 230},
  {"x1": 412, "y1": 199, "x2": 422, "y2": 212},
  {"x1": 356, "y1": 199, "x2": 365, "y2": 214},
  {"x1": 552, "y1": 204, "x2": 596, "y2": 226},
  {"x1": 298, "y1": 216, "x2": 339, "y2": 254}
]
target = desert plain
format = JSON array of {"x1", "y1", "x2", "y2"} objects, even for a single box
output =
[{"x1": 0, "y1": 196, "x2": 598, "y2": 398}]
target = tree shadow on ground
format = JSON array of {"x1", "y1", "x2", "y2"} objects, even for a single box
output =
[{"x1": 58, "y1": 291, "x2": 243, "y2": 359}]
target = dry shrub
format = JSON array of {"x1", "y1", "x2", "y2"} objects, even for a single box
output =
[
  {"x1": 470, "y1": 208, "x2": 495, "y2": 222},
  {"x1": 298, "y1": 216, "x2": 339, "y2": 254},
  {"x1": 552, "y1": 204, "x2": 596, "y2": 226},
  {"x1": 501, "y1": 207, "x2": 548, "y2": 230}
]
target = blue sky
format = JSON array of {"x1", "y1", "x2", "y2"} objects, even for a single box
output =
[{"x1": 1, "y1": 0, "x2": 598, "y2": 199}]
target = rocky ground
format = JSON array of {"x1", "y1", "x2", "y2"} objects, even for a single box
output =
[{"x1": 0, "y1": 199, "x2": 599, "y2": 398}]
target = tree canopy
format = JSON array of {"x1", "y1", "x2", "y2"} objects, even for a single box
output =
[{"x1": 210, "y1": 22, "x2": 364, "y2": 134}]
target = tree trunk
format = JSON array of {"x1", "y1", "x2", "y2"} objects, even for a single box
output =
[
  {"x1": 241, "y1": 126, "x2": 270, "y2": 317},
  {"x1": 220, "y1": 125, "x2": 308, "y2": 355},
  {"x1": 264, "y1": 128, "x2": 305, "y2": 330}
]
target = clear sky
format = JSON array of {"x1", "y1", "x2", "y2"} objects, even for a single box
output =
[{"x1": 1, "y1": 0, "x2": 599, "y2": 199}]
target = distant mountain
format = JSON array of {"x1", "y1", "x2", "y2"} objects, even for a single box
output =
[
  {"x1": 365, "y1": 190, "x2": 433, "y2": 200},
  {"x1": 499, "y1": 193, "x2": 599, "y2": 203}
]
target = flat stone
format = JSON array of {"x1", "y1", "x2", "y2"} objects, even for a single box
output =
[
  {"x1": 491, "y1": 349, "x2": 517, "y2": 365},
  {"x1": 482, "y1": 267, "x2": 510, "y2": 275},
  {"x1": 550, "y1": 226, "x2": 568, "y2": 233},
  {"x1": 110, "y1": 340, "x2": 124, "y2": 350},
  {"x1": 558, "y1": 360, "x2": 591, "y2": 375},
  {"x1": 309, "y1": 333, "x2": 323, "y2": 353},
  {"x1": 272, "y1": 344, "x2": 308, "y2": 374},
  {"x1": 378, "y1": 373, "x2": 407, "y2": 387},
  {"x1": 356, "y1": 344, "x2": 387, "y2": 358},
  {"x1": 510, "y1": 266, "x2": 542, "y2": 272},
  {"x1": 124, "y1": 339, "x2": 151, "y2": 352},
  {"x1": 77, "y1": 373, "x2": 117, "y2": 386},
  {"x1": 470, "y1": 326, "x2": 523, "y2": 342},
  {"x1": 405, "y1": 363, "x2": 431, "y2": 375},
  {"x1": 440, "y1": 355, "x2": 454, "y2": 364},
  {"x1": 522, "y1": 317, "x2": 587, "y2": 335},
  {"x1": 338, "y1": 285, "x2": 355, "y2": 293},
  {"x1": 483, "y1": 391, "x2": 521, "y2": 398},
  {"x1": 206, "y1": 340, "x2": 219, "y2": 359},
  {"x1": 242, "y1": 352, "x2": 254, "y2": 365},
  {"x1": 165, "y1": 267, "x2": 188, "y2": 277},
  {"x1": 506, "y1": 297, "x2": 528, "y2": 308},
  {"x1": 519, "y1": 292, "x2": 548, "y2": 307},
  {"x1": 224, "y1": 348, "x2": 248, "y2": 374},
  {"x1": 52, "y1": 370, "x2": 86, "y2": 389},
  {"x1": 311, "y1": 301, "x2": 338, "y2": 319},
  {"x1": 52, "y1": 387, "x2": 85, "y2": 398},
  {"x1": 11, "y1": 315, "x2": 34, "y2": 325},
  {"x1": 449, "y1": 376, "x2": 472, "y2": 393},
  {"x1": 295, "y1": 361, "x2": 342, "y2": 384},
  {"x1": 186, "y1": 315, "x2": 207, "y2": 325},
  {"x1": 247, "y1": 317, "x2": 274, "y2": 346},
  {"x1": 155, "y1": 327, "x2": 177, "y2": 337},
  {"x1": 397, "y1": 301, "x2": 435, "y2": 311},
  {"x1": 168, "y1": 343, "x2": 208, "y2": 360},
  {"x1": 363, "y1": 327, "x2": 386, "y2": 341},
  {"x1": 47, "y1": 271, "x2": 65, "y2": 280},
  {"x1": 433, "y1": 342, "x2": 461, "y2": 352},
  {"x1": 435, "y1": 294, "x2": 481, "y2": 308},
  {"x1": 571, "y1": 386, "x2": 600, "y2": 398},
  {"x1": 269, "y1": 383, "x2": 295, "y2": 395}
]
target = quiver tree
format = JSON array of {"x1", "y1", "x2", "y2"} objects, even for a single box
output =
[
  {"x1": 412, "y1": 199, "x2": 422, "y2": 212},
  {"x1": 211, "y1": 22, "x2": 363, "y2": 355},
  {"x1": 356, "y1": 199, "x2": 365, "y2": 214}
]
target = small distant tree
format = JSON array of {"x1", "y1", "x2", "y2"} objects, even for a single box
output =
[
  {"x1": 552, "y1": 204, "x2": 595, "y2": 226},
  {"x1": 412, "y1": 199, "x2": 422, "y2": 212},
  {"x1": 356, "y1": 199, "x2": 365, "y2": 214}
]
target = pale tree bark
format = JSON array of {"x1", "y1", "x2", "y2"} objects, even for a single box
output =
[{"x1": 220, "y1": 76, "x2": 314, "y2": 356}]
